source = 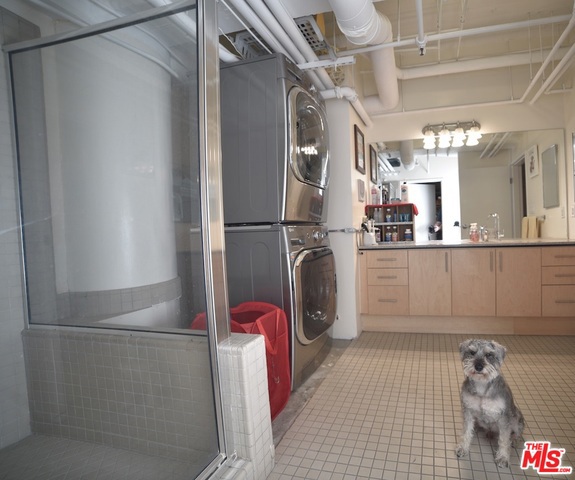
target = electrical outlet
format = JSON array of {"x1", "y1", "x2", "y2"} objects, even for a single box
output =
[{"x1": 572, "y1": 204, "x2": 575, "y2": 218}]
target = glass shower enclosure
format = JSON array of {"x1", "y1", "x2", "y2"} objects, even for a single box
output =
[{"x1": 7, "y1": 1, "x2": 228, "y2": 478}]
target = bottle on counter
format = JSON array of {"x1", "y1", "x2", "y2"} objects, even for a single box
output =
[
  {"x1": 405, "y1": 229, "x2": 413, "y2": 241},
  {"x1": 392, "y1": 226, "x2": 398, "y2": 242},
  {"x1": 469, "y1": 223, "x2": 479, "y2": 242},
  {"x1": 385, "y1": 226, "x2": 392, "y2": 242}
]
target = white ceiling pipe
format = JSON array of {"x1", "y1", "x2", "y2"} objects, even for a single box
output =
[
  {"x1": 397, "y1": 47, "x2": 571, "y2": 80},
  {"x1": 225, "y1": 0, "x2": 328, "y2": 90},
  {"x1": 244, "y1": 0, "x2": 306, "y2": 64},
  {"x1": 525, "y1": 12, "x2": 575, "y2": 103},
  {"x1": 321, "y1": 86, "x2": 373, "y2": 127},
  {"x1": 414, "y1": 0, "x2": 426, "y2": 55},
  {"x1": 344, "y1": 14, "x2": 573, "y2": 57},
  {"x1": 328, "y1": 0, "x2": 399, "y2": 111},
  {"x1": 226, "y1": 0, "x2": 291, "y2": 59},
  {"x1": 530, "y1": 40, "x2": 575, "y2": 105}
]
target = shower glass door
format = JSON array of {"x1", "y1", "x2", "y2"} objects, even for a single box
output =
[{"x1": 8, "y1": 1, "x2": 226, "y2": 478}]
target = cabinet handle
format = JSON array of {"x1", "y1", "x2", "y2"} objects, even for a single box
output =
[
  {"x1": 555, "y1": 299, "x2": 575, "y2": 304},
  {"x1": 555, "y1": 255, "x2": 575, "y2": 259},
  {"x1": 499, "y1": 251, "x2": 503, "y2": 272},
  {"x1": 377, "y1": 275, "x2": 398, "y2": 279},
  {"x1": 555, "y1": 273, "x2": 575, "y2": 278},
  {"x1": 378, "y1": 298, "x2": 398, "y2": 303},
  {"x1": 490, "y1": 251, "x2": 494, "y2": 272},
  {"x1": 445, "y1": 252, "x2": 449, "y2": 273},
  {"x1": 377, "y1": 258, "x2": 397, "y2": 262}
]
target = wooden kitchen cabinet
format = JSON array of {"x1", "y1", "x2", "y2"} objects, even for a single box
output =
[
  {"x1": 541, "y1": 246, "x2": 575, "y2": 316},
  {"x1": 364, "y1": 250, "x2": 409, "y2": 315},
  {"x1": 452, "y1": 248, "x2": 496, "y2": 316},
  {"x1": 496, "y1": 247, "x2": 541, "y2": 316},
  {"x1": 408, "y1": 249, "x2": 451, "y2": 315}
]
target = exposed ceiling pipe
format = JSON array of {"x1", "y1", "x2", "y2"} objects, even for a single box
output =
[
  {"x1": 399, "y1": 140, "x2": 415, "y2": 171},
  {"x1": 263, "y1": 0, "x2": 335, "y2": 91},
  {"x1": 320, "y1": 86, "x2": 372, "y2": 127},
  {"x1": 397, "y1": 47, "x2": 570, "y2": 80},
  {"x1": 225, "y1": 0, "x2": 291, "y2": 60},
  {"x1": 328, "y1": 0, "x2": 399, "y2": 111},
  {"x1": 527, "y1": 12, "x2": 575, "y2": 104},
  {"x1": 222, "y1": 0, "x2": 328, "y2": 90},
  {"x1": 225, "y1": 0, "x2": 372, "y2": 126},
  {"x1": 530, "y1": 40, "x2": 575, "y2": 104},
  {"x1": 414, "y1": 0, "x2": 426, "y2": 55},
  {"x1": 343, "y1": 14, "x2": 572, "y2": 57}
]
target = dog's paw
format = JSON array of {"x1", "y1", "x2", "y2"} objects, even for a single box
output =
[
  {"x1": 455, "y1": 445, "x2": 468, "y2": 458},
  {"x1": 495, "y1": 453, "x2": 509, "y2": 468}
]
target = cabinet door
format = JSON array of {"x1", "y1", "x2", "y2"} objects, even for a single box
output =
[
  {"x1": 496, "y1": 248, "x2": 541, "y2": 316},
  {"x1": 452, "y1": 248, "x2": 496, "y2": 316},
  {"x1": 408, "y1": 249, "x2": 451, "y2": 315}
]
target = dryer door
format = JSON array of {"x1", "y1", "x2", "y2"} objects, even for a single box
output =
[
  {"x1": 293, "y1": 247, "x2": 337, "y2": 345},
  {"x1": 288, "y1": 86, "x2": 330, "y2": 190}
]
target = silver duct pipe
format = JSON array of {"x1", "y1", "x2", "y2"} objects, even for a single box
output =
[{"x1": 328, "y1": 0, "x2": 399, "y2": 111}]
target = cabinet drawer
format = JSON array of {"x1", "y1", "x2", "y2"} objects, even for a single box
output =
[
  {"x1": 367, "y1": 268, "x2": 408, "y2": 286},
  {"x1": 365, "y1": 250, "x2": 407, "y2": 268},
  {"x1": 542, "y1": 286, "x2": 575, "y2": 316},
  {"x1": 367, "y1": 286, "x2": 409, "y2": 315},
  {"x1": 542, "y1": 246, "x2": 575, "y2": 266},
  {"x1": 542, "y1": 266, "x2": 575, "y2": 285}
]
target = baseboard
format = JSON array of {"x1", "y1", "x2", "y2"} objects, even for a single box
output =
[{"x1": 361, "y1": 315, "x2": 575, "y2": 335}]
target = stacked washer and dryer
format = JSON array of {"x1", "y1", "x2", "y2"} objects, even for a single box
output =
[{"x1": 220, "y1": 53, "x2": 337, "y2": 390}]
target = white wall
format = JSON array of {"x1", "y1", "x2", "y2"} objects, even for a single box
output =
[{"x1": 514, "y1": 129, "x2": 569, "y2": 239}]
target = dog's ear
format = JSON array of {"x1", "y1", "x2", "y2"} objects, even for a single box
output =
[
  {"x1": 489, "y1": 341, "x2": 507, "y2": 363},
  {"x1": 459, "y1": 339, "x2": 473, "y2": 360}
]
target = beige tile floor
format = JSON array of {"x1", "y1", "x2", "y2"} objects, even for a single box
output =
[{"x1": 269, "y1": 332, "x2": 575, "y2": 480}]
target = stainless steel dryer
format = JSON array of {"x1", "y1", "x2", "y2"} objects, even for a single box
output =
[
  {"x1": 225, "y1": 224, "x2": 337, "y2": 390},
  {"x1": 220, "y1": 53, "x2": 330, "y2": 225}
]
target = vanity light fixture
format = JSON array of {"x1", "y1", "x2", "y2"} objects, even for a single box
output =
[{"x1": 422, "y1": 120, "x2": 482, "y2": 149}]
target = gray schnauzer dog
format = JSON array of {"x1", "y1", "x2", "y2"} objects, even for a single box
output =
[{"x1": 455, "y1": 339, "x2": 525, "y2": 468}]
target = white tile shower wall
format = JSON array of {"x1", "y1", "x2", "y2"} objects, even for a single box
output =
[
  {"x1": 218, "y1": 334, "x2": 275, "y2": 480},
  {"x1": 22, "y1": 329, "x2": 218, "y2": 465},
  {"x1": 0, "y1": 9, "x2": 37, "y2": 449}
]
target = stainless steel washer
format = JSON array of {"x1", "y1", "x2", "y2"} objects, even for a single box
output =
[{"x1": 225, "y1": 224, "x2": 337, "y2": 389}]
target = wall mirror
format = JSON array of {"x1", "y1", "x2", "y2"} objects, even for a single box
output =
[
  {"x1": 542, "y1": 144, "x2": 559, "y2": 208},
  {"x1": 372, "y1": 128, "x2": 568, "y2": 240}
]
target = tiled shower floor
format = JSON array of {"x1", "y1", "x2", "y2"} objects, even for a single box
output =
[
  {"x1": 270, "y1": 333, "x2": 575, "y2": 480},
  {"x1": 0, "y1": 435, "x2": 203, "y2": 480}
]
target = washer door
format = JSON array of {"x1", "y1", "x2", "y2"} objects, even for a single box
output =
[
  {"x1": 293, "y1": 247, "x2": 337, "y2": 345},
  {"x1": 288, "y1": 86, "x2": 329, "y2": 190}
]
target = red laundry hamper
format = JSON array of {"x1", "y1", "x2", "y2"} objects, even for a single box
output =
[{"x1": 190, "y1": 302, "x2": 290, "y2": 420}]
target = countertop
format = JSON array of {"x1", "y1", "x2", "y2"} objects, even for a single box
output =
[{"x1": 359, "y1": 238, "x2": 575, "y2": 250}]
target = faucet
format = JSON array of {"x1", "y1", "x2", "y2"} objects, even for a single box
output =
[{"x1": 488, "y1": 213, "x2": 501, "y2": 240}]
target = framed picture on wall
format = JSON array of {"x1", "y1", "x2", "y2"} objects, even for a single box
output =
[
  {"x1": 369, "y1": 145, "x2": 378, "y2": 184},
  {"x1": 527, "y1": 145, "x2": 539, "y2": 178},
  {"x1": 354, "y1": 124, "x2": 365, "y2": 174}
]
